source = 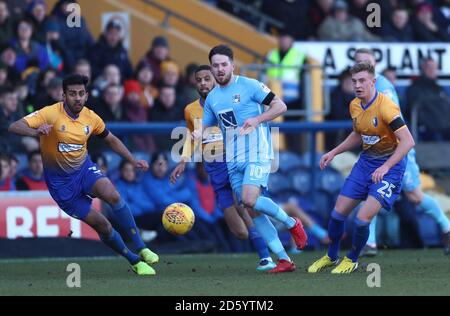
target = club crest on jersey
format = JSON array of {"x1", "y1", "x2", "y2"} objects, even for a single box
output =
[
  {"x1": 84, "y1": 125, "x2": 90, "y2": 135},
  {"x1": 60, "y1": 124, "x2": 66, "y2": 132},
  {"x1": 373, "y1": 117, "x2": 378, "y2": 127},
  {"x1": 233, "y1": 94, "x2": 240, "y2": 104}
]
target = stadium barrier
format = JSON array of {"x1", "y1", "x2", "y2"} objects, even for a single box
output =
[
  {"x1": 1, "y1": 122, "x2": 352, "y2": 241},
  {"x1": 0, "y1": 191, "x2": 99, "y2": 240}
]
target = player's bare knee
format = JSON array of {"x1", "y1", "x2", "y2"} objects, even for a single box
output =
[
  {"x1": 242, "y1": 196, "x2": 256, "y2": 209},
  {"x1": 109, "y1": 191, "x2": 121, "y2": 206}
]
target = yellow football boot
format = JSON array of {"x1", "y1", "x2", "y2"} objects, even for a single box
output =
[
  {"x1": 132, "y1": 261, "x2": 156, "y2": 276},
  {"x1": 331, "y1": 256, "x2": 358, "y2": 274},
  {"x1": 307, "y1": 255, "x2": 339, "y2": 273},
  {"x1": 139, "y1": 248, "x2": 159, "y2": 265}
]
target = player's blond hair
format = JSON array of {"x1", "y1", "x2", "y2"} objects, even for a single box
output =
[{"x1": 349, "y1": 62, "x2": 375, "y2": 76}]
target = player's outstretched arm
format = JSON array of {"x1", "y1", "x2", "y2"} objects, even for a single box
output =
[
  {"x1": 8, "y1": 118, "x2": 52, "y2": 137},
  {"x1": 103, "y1": 132, "x2": 149, "y2": 171},
  {"x1": 320, "y1": 131, "x2": 361, "y2": 170}
]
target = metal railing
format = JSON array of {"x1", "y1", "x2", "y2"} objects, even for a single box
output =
[
  {"x1": 240, "y1": 63, "x2": 331, "y2": 119},
  {"x1": 142, "y1": 0, "x2": 265, "y2": 62},
  {"x1": 107, "y1": 121, "x2": 353, "y2": 202}
]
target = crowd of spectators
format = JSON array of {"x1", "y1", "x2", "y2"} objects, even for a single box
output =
[
  {"x1": 210, "y1": 0, "x2": 450, "y2": 42},
  {"x1": 0, "y1": 0, "x2": 199, "y2": 157}
]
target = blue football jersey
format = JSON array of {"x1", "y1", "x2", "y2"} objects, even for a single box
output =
[
  {"x1": 376, "y1": 73, "x2": 416, "y2": 159},
  {"x1": 203, "y1": 76, "x2": 273, "y2": 162},
  {"x1": 375, "y1": 74, "x2": 400, "y2": 107}
]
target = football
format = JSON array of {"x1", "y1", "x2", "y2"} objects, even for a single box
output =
[{"x1": 162, "y1": 203, "x2": 195, "y2": 235}]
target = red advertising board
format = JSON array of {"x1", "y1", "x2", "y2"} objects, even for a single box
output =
[{"x1": 0, "y1": 192, "x2": 99, "y2": 240}]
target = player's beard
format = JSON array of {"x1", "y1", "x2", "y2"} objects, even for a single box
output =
[
  {"x1": 69, "y1": 101, "x2": 84, "y2": 114},
  {"x1": 217, "y1": 72, "x2": 232, "y2": 86}
]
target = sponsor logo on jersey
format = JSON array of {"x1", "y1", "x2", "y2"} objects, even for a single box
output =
[
  {"x1": 58, "y1": 143, "x2": 83, "y2": 152},
  {"x1": 361, "y1": 134, "x2": 381, "y2": 145}
]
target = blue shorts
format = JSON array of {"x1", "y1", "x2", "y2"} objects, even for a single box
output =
[
  {"x1": 227, "y1": 160, "x2": 272, "y2": 203},
  {"x1": 203, "y1": 160, "x2": 234, "y2": 210},
  {"x1": 45, "y1": 158, "x2": 106, "y2": 220},
  {"x1": 340, "y1": 153, "x2": 406, "y2": 210},
  {"x1": 402, "y1": 149, "x2": 421, "y2": 192}
]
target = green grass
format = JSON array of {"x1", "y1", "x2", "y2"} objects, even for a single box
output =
[{"x1": 1, "y1": 249, "x2": 449, "y2": 296}]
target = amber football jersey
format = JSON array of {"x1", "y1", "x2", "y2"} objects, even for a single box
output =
[
  {"x1": 181, "y1": 98, "x2": 223, "y2": 160},
  {"x1": 350, "y1": 92, "x2": 406, "y2": 157},
  {"x1": 23, "y1": 102, "x2": 106, "y2": 173}
]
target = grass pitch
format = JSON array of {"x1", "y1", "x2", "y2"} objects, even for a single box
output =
[{"x1": 1, "y1": 249, "x2": 449, "y2": 296}]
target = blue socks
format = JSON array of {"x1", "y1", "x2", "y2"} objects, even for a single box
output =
[
  {"x1": 327, "y1": 210, "x2": 347, "y2": 261},
  {"x1": 347, "y1": 218, "x2": 370, "y2": 262},
  {"x1": 253, "y1": 215, "x2": 290, "y2": 261},
  {"x1": 111, "y1": 198, "x2": 146, "y2": 251},
  {"x1": 248, "y1": 226, "x2": 270, "y2": 260},
  {"x1": 419, "y1": 194, "x2": 450, "y2": 233},
  {"x1": 254, "y1": 196, "x2": 296, "y2": 229},
  {"x1": 367, "y1": 215, "x2": 378, "y2": 246},
  {"x1": 100, "y1": 229, "x2": 140, "y2": 264}
]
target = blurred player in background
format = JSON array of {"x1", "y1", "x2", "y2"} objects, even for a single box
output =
[
  {"x1": 354, "y1": 48, "x2": 450, "y2": 256},
  {"x1": 8, "y1": 74, "x2": 159, "y2": 275},
  {"x1": 308, "y1": 62, "x2": 415, "y2": 273},
  {"x1": 199, "y1": 44, "x2": 307, "y2": 273},
  {"x1": 170, "y1": 65, "x2": 276, "y2": 271}
]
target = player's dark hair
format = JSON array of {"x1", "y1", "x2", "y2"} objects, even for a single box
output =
[
  {"x1": 349, "y1": 62, "x2": 375, "y2": 76},
  {"x1": 208, "y1": 45, "x2": 234, "y2": 63},
  {"x1": 62, "y1": 74, "x2": 89, "y2": 93},
  {"x1": 195, "y1": 65, "x2": 211, "y2": 74},
  {"x1": 27, "y1": 150, "x2": 41, "y2": 162}
]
